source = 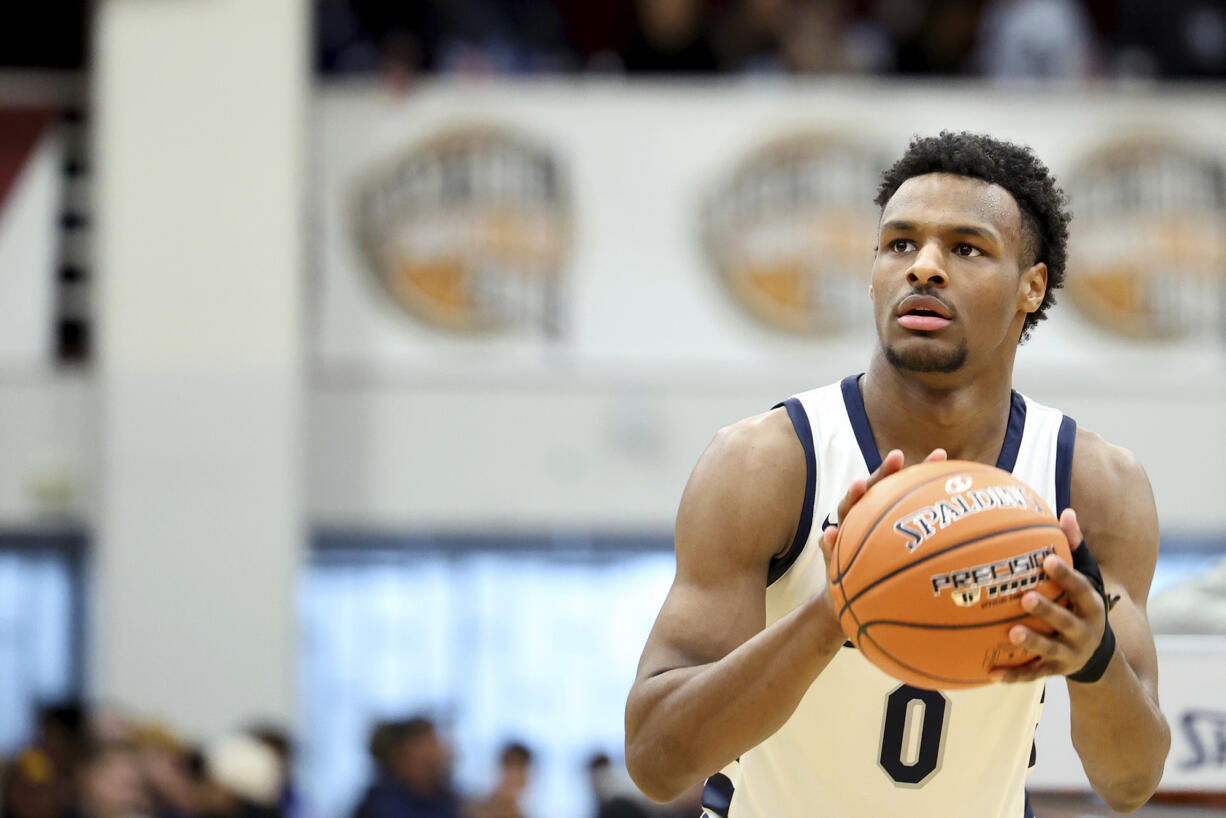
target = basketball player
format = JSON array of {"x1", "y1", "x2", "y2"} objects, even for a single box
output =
[{"x1": 625, "y1": 132, "x2": 1170, "y2": 817}]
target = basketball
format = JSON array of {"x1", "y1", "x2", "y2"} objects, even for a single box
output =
[{"x1": 828, "y1": 460, "x2": 1072, "y2": 690}]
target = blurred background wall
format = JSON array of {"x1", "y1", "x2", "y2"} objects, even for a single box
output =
[{"x1": 0, "y1": 1, "x2": 1224, "y2": 818}]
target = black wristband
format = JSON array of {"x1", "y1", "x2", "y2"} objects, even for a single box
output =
[
  {"x1": 1068, "y1": 618, "x2": 1116, "y2": 683},
  {"x1": 1066, "y1": 538, "x2": 1121, "y2": 684}
]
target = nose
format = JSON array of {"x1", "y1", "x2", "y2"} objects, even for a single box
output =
[{"x1": 906, "y1": 242, "x2": 947, "y2": 288}]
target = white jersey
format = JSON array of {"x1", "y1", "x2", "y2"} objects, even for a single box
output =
[{"x1": 702, "y1": 375, "x2": 1077, "y2": 818}]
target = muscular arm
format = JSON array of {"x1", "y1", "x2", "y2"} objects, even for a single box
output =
[
  {"x1": 623, "y1": 409, "x2": 846, "y2": 802},
  {"x1": 1066, "y1": 430, "x2": 1170, "y2": 811}
]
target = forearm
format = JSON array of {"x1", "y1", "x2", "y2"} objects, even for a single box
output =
[
  {"x1": 625, "y1": 591, "x2": 844, "y2": 801},
  {"x1": 1069, "y1": 647, "x2": 1170, "y2": 812}
]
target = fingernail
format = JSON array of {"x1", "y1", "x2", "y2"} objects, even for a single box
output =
[
  {"x1": 1044, "y1": 556, "x2": 1060, "y2": 573},
  {"x1": 988, "y1": 670, "x2": 1004, "y2": 682},
  {"x1": 1021, "y1": 593, "x2": 1038, "y2": 611},
  {"x1": 1009, "y1": 627, "x2": 1026, "y2": 644}
]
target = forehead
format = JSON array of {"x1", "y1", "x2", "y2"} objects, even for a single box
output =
[{"x1": 880, "y1": 173, "x2": 1023, "y2": 243}]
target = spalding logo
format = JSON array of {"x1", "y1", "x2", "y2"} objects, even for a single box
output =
[
  {"x1": 351, "y1": 126, "x2": 571, "y2": 335},
  {"x1": 893, "y1": 483, "x2": 1045, "y2": 552},
  {"x1": 945, "y1": 474, "x2": 973, "y2": 494}
]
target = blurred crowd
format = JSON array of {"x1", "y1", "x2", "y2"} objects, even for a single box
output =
[
  {"x1": 316, "y1": 0, "x2": 1226, "y2": 81},
  {"x1": 1, "y1": 704, "x2": 296, "y2": 818},
  {"x1": 1, "y1": 706, "x2": 698, "y2": 818},
  {"x1": 350, "y1": 717, "x2": 700, "y2": 818}
]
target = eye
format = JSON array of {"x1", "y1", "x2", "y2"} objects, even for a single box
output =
[
  {"x1": 888, "y1": 239, "x2": 915, "y2": 253},
  {"x1": 953, "y1": 243, "x2": 982, "y2": 258}
]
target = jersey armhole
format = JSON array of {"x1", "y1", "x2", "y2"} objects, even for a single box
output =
[
  {"x1": 1055, "y1": 415, "x2": 1077, "y2": 515},
  {"x1": 768, "y1": 397, "x2": 817, "y2": 586}
]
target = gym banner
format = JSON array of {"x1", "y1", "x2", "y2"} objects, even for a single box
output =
[{"x1": 314, "y1": 82, "x2": 1226, "y2": 384}]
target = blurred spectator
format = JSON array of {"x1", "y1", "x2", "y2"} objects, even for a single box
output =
[
  {"x1": 585, "y1": 754, "x2": 647, "y2": 818},
  {"x1": 36, "y1": 704, "x2": 88, "y2": 787},
  {"x1": 352, "y1": 718, "x2": 458, "y2": 818},
  {"x1": 314, "y1": 0, "x2": 1226, "y2": 79},
  {"x1": 623, "y1": 0, "x2": 719, "y2": 73},
  {"x1": 3, "y1": 748, "x2": 64, "y2": 818},
  {"x1": 710, "y1": 0, "x2": 789, "y2": 74},
  {"x1": 73, "y1": 741, "x2": 154, "y2": 818},
  {"x1": 429, "y1": 0, "x2": 573, "y2": 75},
  {"x1": 316, "y1": 0, "x2": 382, "y2": 74},
  {"x1": 780, "y1": 0, "x2": 855, "y2": 74},
  {"x1": 1114, "y1": 0, "x2": 1226, "y2": 77},
  {"x1": 203, "y1": 733, "x2": 283, "y2": 818},
  {"x1": 976, "y1": 0, "x2": 1096, "y2": 78},
  {"x1": 246, "y1": 725, "x2": 302, "y2": 818},
  {"x1": 467, "y1": 743, "x2": 532, "y2": 818},
  {"x1": 129, "y1": 723, "x2": 198, "y2": 818}
]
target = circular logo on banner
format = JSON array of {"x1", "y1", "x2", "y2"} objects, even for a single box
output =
[
  {"x1": 701, "y1": 135, "x2": 884, "y2": 335},
  {"x1": 352, "y1": 127, "x2": 570, "y2": 335},
  {"x1": 1065, "y1": 137, "x2": 1226, "y2": 340}
]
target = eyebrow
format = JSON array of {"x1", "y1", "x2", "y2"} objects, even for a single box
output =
[{"x1": 880, "y1": 220, "x2": 999, "y2": 242}]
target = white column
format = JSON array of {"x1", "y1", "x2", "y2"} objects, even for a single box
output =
[{"x1": 92, "y1": 0, "x2": 306, "y2": 736}]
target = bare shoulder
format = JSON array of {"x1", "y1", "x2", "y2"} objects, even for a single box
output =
[
  {"x1": 1069, "y1": 427, "x2": 1160, "y2": 595},
  {"x1": 676, "y1": 406, "x2": 807, "y2": 572},
  {"x1": 1070, "y1": 428, "x2": 1154, "y2": 522}
]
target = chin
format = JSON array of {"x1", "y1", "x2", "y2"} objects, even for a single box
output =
[{"x1": 884, "y1": 339, "x2": 969, "y2": 374}]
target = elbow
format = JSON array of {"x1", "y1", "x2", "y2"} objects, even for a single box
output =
[
  {"x1": 1096, "y1": 733, "x2": 1170, "y2": 814},
  {"x1": 1099, "y1": 781, "x2": 1160, "y2": 814},
  {"x1": 625, "y1": 734, "x2": 691, "y2": 804}
]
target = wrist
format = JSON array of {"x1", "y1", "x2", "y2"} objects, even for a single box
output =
[
  {"x1": 1068, "y1": 636, "x2": 1121, "y2": 687},
  {"x1": 807, "y1": 587, "x2": 847, "y2": 651}
]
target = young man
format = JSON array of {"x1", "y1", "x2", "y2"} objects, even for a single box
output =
[{"x1": 624, "y1": 132, "x2": 1170, "y2": 817}]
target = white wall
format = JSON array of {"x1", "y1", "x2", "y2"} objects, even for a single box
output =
[
  {"x1": 90, "y1": 0, "x2": 306, "y2": 737},
  {"x1": 309, "y1": 371, "x2": 1226, "y2": 538}
]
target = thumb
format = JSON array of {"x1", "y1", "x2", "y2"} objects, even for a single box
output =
[{"x1": 1060, "y1": 507, "x2": 1084, "y2": 551}]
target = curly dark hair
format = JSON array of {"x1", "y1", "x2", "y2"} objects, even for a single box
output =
[{"x1": 874, "y1": 132, "x2": 1072, "y2": 341}]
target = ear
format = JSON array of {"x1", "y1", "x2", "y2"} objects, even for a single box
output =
[{"x1": 1019, "y1": 262, "x2": 1047, "y2": 314}]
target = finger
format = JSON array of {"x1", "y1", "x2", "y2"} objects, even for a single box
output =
[
  {"x1": 923, "y1": 448, "x2": 948, "y2": 463},
  {"x1": 1043, "y1": 554, "x2": 1103, "y2": 618},
  {"x1": 836, "y1": 450, "x2": 904, "y2": 523},
  {"x1": 871, "y1": 449, "x2": 905, "y2": 486},
  {"x1": 851, "y1": 450, "x2": 904, "y2": 507},
  {"x1": 989, "y1": 659, "x2": 1049, "y2": 684},
  {"x1": 835, "y1": 480, "x2": 867, "y2": 524},
  {"x1": 820, "y1": 523, "x2": 838, "y2": 561},
  {"x1": 1060, "y1": 507, "x2": 1084, "y2": 551},
  {"x1": 1005, "y1": 624, "x2": 1071, "y2": 666},
  {"x1": 1020, "y1": 591, "x2": 1083, "y2": 638}
]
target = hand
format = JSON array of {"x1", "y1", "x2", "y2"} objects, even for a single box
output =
[
  {"x1": 818, "y1": 448, "x2": 948, "y2": 568},
  {"x1": 989, "y1": 508, "x2": 1109, "y2": 683}
]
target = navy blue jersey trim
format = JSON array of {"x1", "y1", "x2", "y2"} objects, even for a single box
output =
[
  {"x1": 842, "y1": 374, "x2": 1029, "y2": 475},
  {"x1": 996, "y1": 391, "x2": 1028, "y2": 472},
  {"x1": 1023, "y1": 790, "x2": 1035, "y2": 818},
  {"x1": 840, "y1": 374, "x2": 881, "y2": 472},
  {"x1": 768, "y1": 398, "x2": 816, "y2": 586},
  {"x1": 701, "y1": 772, "x2": 734, "y2": 818},
  {"x1": 1055, "y1": 415, "x2": 1077, "y2": 515}
]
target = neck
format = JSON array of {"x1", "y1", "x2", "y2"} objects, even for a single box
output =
[{"x1": 862, "y1": 349, "x2": 1017, "y2": 466}]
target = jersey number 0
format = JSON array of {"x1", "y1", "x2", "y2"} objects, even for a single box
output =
[{"x1": 879, "y1": 684, "x2": 950, "y2": 786}]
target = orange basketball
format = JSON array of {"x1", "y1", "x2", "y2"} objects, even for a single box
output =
[{"x1": 828, "y1": 460, "x2": 1071, "y2": 690}]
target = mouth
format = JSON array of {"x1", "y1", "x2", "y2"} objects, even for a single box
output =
[{"x1": 896, "y1": 294, "x2": 953, "y2": 331}]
